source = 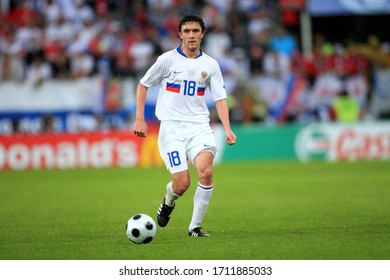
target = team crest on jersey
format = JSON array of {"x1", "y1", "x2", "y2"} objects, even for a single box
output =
[{"x1": 201, "y1": 71, "x2": 208, "y2": 79}]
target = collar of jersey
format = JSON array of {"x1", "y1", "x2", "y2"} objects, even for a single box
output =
[{"x1": 176, "y1": 46, "x2": 203, "y2": 58}]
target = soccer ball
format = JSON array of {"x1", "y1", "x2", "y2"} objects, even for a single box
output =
[{"x1": 126, "y1": 214, "x2": 156, "y2": 244}]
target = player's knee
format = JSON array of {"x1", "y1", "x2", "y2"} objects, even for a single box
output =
[
  {"x1": 172, "y1": 178, "x2": 190, "y2": 196},
  {"x1": 198, "y1": 166, "x2": 213, "y2": 183},
  {"x1": 174, "y1": 183, "x2": 190, "y2": 196}
]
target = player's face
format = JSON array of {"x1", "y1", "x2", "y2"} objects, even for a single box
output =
[{"x1": 179, "y1": 22, "x2": 204, "y2": 53}]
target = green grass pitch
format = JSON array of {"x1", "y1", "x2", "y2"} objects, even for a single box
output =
[{"x1": 0, "y1": 160, "x2": 389, "y2": 260}]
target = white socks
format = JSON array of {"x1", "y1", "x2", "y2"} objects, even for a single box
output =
[
  {"x1": 165, "y1": 181, "x2": 179, "y2": 207},
  {"x1": 189, "y1": 183, "x2": 214, "y2": 230},
  {"x1": 165, "y1": 181, "x2": 214, "y2": 230}
]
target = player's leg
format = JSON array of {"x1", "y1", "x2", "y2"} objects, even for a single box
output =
[
  {"x1": 186, "y1": 124, "x2": 217, "y2": 236},
  {"x1": 188, "y1": 151, "x2": 214, "y2": 237},
  {"x1": 164, "y1": 170, "x2": 190, "y2": 207},
  {"x1": 157, "y1": 170, "x2": 190, "y2": 227},
  {"x1": 157, "y1": 121, "x2": 190, "y2": 227}
]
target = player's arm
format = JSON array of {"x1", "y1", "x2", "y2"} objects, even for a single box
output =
[
  {"x1": 133, "y1": 83, "x2": 148, "y2": 137},
  {"x1": 215, "y1": 99, "x2": 237, "y2": 145}
]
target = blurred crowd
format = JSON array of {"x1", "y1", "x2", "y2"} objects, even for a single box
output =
[{"x1": 1, "y1": 0, "x2": 390, "y2": 125}]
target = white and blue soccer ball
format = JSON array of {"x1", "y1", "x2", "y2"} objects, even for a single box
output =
[{"x1": 126, "y1": 214, "x2": 156, "y2": 244}]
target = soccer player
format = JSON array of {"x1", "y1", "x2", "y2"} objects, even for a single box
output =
[{"x1": 133, "y1": 14, "x2": 237, "y2": 237}]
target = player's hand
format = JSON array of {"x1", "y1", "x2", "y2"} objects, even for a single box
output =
[
  {"x1": 226, "y1": 130, "x2": 237, "y2": 145},
  {"x1": 133, "y1": 120, "x2": 147, "y2": 138}
]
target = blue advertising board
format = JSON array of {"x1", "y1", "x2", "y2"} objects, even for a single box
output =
[{"x1": 309, "y1": 0, "x2": 390, "y2": 16}]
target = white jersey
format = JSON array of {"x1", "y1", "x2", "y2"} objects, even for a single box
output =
[{"x1": 140, "y1": 46, "x2": 227, "y2": 123}]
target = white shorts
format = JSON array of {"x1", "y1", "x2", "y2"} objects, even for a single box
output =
[{"x1": 158, "y1": 121, "x2": 217, "y2": 174}]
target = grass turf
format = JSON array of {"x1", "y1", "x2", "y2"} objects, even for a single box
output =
[{"x1": 0, "y1": 160, "x2": 389, "y2": 260}]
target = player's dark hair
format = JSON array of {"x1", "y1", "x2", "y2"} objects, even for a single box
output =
[{"x1": 178, "y1": 14, "x2": 205, "y2": 33}]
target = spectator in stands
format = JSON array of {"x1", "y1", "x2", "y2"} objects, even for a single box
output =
[
  {"x1": 109, "y1": 25, "x2": 137, "y2": 77},
  {"x1": 130, "y1": 1, "x2": 149, "y2": 28},
  {"x1": 15, "y1": 14, "x2": 44, "y2": 73},
  {"x1": 59, "y1": 0, "x2": 94, "y2": 29},
  {"x1": 89, "y1": 23, "x2": 117, "y2": 77},
  {"x1": 160, "y1": 28, "x2": 182, "y2": 53},
  {"x1": 73, "y1": 0, "x2": 95, "y2": 28},
  {"x1": 268, "y1": 24, "x2": 298, "y2": 58},
  {"x1": 247, "y1": 6, "x2": 273, "y2": 46},
  {"x1": 49, "y1": 50, "x2": 71, "y2": 79},
  {"x1": 330, "y1": 90, "x2": 360, "y2": 123},
  {"x1": 308, "y1": 33, "x2": 331, "y2": 79},
  {"x1": 325, "y1": 43, "x2": 347, "y2": 78},
  {"x1": 224, "y1": 1, "x2": 247, "y2": 49},
  {"x1": 178, "y1": 0, "x2": 198, "y2": 16},
  {"x1": 263, "y1": 48, "x2": 291, "y2": 80},
  {"x1": 128, "y1": 29, "x2": 157, "y2": 76},
  {"x1": 111, "y1": 50, "x2": 136, "y2": 78},
  {"x1": 5, "y1": 0, "x2": 37, "y2": 28},
  {"x1": 44, "y1": 14, "x2": 76, "y2": 48},
  {"x1": 162, "y1": 9, "x2": 181, "y2": 34},
  {"x1": 200, "y1": 2, "x2": 219, "y2": 29},
  {"x1": 206, "y1": 0, "x2": 234, "y2": 14},
  {"x1": 248, "y1": 43, "x2": 265, "y2": 75},
  {"x1": 231, "y1": 47, "x2": 251, "y2": 80},
  {"x1": 203, "y1": 19, "x2": 232, "y2": 61},
  {"x1": 69, "y1": 50, "x2": 94, "y2": 79},
  {"x1": 0, "y1": 27, "x2": 24, "y2": 81},
  {"x1": 25, "y1": 54, "x2": 52, "y2": 86},
  {"x1": 359, "y1": 34, "x2": 389, "y2": 69},
  {"x1": 72, "y1": 17, "x2": 98, "y2": 53},
  {"x1": 42, "y1": 0, "x2": 61, "y2": 24},
  {"x1": 344, "y1": 39, "x2": 369, "y2": 77},
  {"x1": 146, "y1": 0, "x2": 175, "y2": 26},
  {"x1": 14, "y1": 12, "x2": 43, "y2": 46},
  {"x1": 216, "y1": 47, "x2": 251, "y2": 96}
]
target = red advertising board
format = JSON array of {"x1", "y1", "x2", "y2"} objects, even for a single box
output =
[{"x1": 0, "y1": 126, "x2": 163, "y2": 170}]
